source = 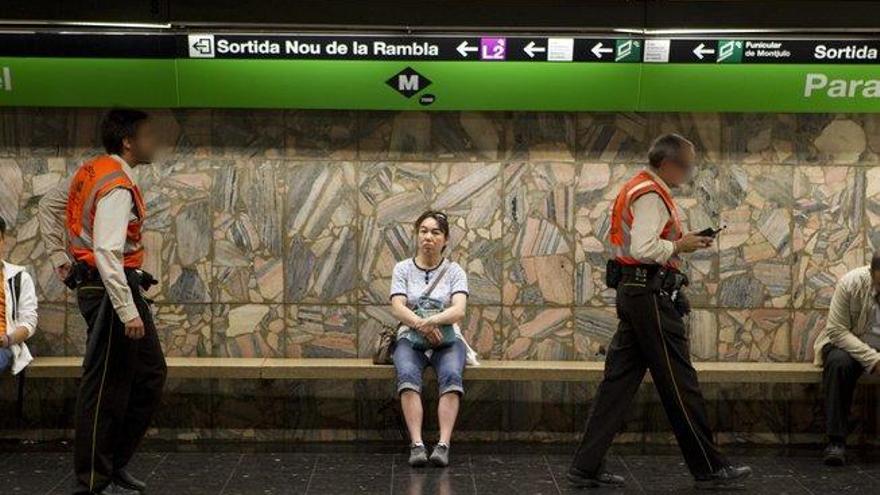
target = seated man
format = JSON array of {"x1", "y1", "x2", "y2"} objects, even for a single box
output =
[
  {"x1": 0, "y1": 216, "x2": 38, "y2": 376},
  {"x1": 815, "y1": 255, "x2": 880, "y2": 465}
]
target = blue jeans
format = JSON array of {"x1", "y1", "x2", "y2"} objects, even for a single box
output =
[
  {"x1": 0, "y1": 347, "x2": 12, "y2": 374},
  {"x1": 393, "y1": 338, "x2": 466, "y2": 396}
]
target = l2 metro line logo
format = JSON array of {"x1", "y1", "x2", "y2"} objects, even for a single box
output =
[
  {"x1": 386, "y1": 67, "x2": 432, "y2": 98},
  {"x1": 0, "y1": 67, "x2": 11, "y2": 91}
]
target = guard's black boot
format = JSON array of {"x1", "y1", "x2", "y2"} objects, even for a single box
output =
[
  {"x1": 695, "y1": 465, "x2": 752, "y2": 490},
  {"x1": 823, "y1": 443, "x2": 846, "y2": 467},
  {"x1": 112, "y1": 469, "x2": 146, "y2": 492},
  {"x1": 567, "y1": 467, "x2": 626, "y2": 488},
  {"x1": 96, "y1": 483, "x2": 138, "y2": 494}
]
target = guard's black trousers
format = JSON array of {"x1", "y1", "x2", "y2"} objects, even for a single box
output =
[
  {"x1": 821, "y1": 344, "x2": 864, "y2": 443},
  {"x1": 73, "y1": 270, "x2": 167, "y2": 494},
  {"x1": 570, "y1": 283, "x2": 727, "y2": 478}
]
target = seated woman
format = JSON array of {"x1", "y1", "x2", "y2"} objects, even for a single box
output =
[
  {"x1": 0, "y1": 217, "x2": 38, "y2": 376},
  {"x1": 389, "y1": 211, "x2": 478, "y2": 468}
]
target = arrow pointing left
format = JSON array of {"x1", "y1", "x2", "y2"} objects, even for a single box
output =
[
  {"x1": 188, "y1": 34, "x2": 215, "y2": 58},
  {"x1": 457, "y1": 41, "x2": 478, "y2": 58},
  {"x1": 591, "y1": 42, "x2": 613, "y2": 59},
  {"x1": 524, "y1": 41, "x2": 547, "y2": 58},
  {"x1": 192, "y1": 39, "x2": 212, "y2": 54},
  {"x1": 693, "y1": 43, "x2": 715, "y2": 60}
]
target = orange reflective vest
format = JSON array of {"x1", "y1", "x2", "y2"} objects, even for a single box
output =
[
  {"x1": 609, "y1": 170, "x2": 682, "y2": 269},
  {"x1": 66, "y1": 155, "x2": 146, "y2": 269}
]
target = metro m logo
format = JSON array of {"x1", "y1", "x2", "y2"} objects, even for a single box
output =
[{"x1": 386, "y1": 67, "x2": 432, "y2": 98}]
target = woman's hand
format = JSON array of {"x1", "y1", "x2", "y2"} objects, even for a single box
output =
[
  {"x1": 412, "y1": 316, "x2": 443, "y2": 346},
  {"x1": 414, "y1": 320, "x2": 442, "y2": 346},
  {"x1": 423, "y1": 326, "x2": 442, "y2": 347},
  {"x1": 412, "y1": 317, "x2": 434, "y2": 333}
]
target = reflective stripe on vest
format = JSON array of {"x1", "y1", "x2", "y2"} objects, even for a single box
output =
[
  {"x1": 66, "y1": 156, "x2": 146, "y2": 269},
  {"x1": 609, "y1": 170, "x2": 682, "y2": 269}
]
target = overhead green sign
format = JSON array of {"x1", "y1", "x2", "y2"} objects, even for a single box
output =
[{"x1": 2, "y1": 33, "x2": 880, "y2": 112}]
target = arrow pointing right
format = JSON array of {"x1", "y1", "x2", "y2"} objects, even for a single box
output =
[
  {"x1": 524, "y1": 41, "x2": 547, "y2": 58},
  {"x1": 457, "y1": 41, "x2": 479, "y2": 58},
  {"x1": 591, "y1": 42, "x2": 614, "y2": 59},
  {"x1": 693, "y1": 42, "x2": 716, "y2": 60}
]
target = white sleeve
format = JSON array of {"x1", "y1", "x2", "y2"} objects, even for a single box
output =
[
  {"x1": 93, "y1": 188, "x2": 139, "y2": 323},
  {"x1": 38, "y1": 176, "x2": 73, "y2": 269},
  {"x1": 389, "y1": 262, "x2": 408, "y2": 300},
  {"x1": 449, "y1": 264, "x2": 469, "y2": 297},
  {"x1": 15, "y1": 271, "x2": 39, "y2": 338},
  {"x1": 629, "y1": 193, "x2": 676, "y2": 265}
]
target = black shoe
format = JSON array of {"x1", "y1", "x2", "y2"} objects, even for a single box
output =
[
  {"x1": 567, "y1": 467, "x2": 626, "y2": 488},
  {"x1": 823, "y1": 443, "x2": 846, "y2": 467},
  {"x1": 96, "y1": 483, "x2": 138, "y2": 495},
  {"x1": 112, "y1": 469, "x2": 146, "y2": 492},
  {"x1": 695, "y1": 465, "x2": 752, "y2": 490}
]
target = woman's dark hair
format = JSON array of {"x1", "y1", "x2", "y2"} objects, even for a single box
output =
[
  {"x1": 101, "y1": 108, "x2": 150, "y2": 155},
  {"x1": 0, "y1": 215, "x2": 6, "y2": 237},
  {"x1": 414, "y1": 211, "x2": 450, "y2": 252}
]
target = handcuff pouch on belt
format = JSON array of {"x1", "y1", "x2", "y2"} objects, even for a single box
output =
[
  {"x1": 605, "y1": 259, "x2": 623, "y2": 289},
  {"x1": 651, "y1": 267, "x2": 691, "y2": 317}
]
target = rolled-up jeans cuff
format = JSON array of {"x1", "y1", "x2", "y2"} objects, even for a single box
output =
[
  {"x1": 439, "y1": 384, "x2": 464, "y2": 396},
  {"x1": 398, "y1": 382, "x2": 422, "y2": 395}
]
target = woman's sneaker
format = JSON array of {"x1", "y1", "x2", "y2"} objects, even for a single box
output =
[
  {"x1": 408, "y1": 443, "x2": 428, "y2": 467},
  {"x1": 429, "y1": 443, "x2": 450, "y2": 467}
]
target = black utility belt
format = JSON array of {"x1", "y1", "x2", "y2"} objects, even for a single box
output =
[
  {"x1": 606, "y1": 260, "x2": 689, "y2": 293},
  {"x1": 66, "y1": 260, "x2": 158, "y2": 292}
]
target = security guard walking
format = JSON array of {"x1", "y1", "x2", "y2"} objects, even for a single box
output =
[
  {"x1": 40, "y1": 109, "x2": 166, "y2": 495},
  {"x1": 567, "y1": 134, "x2": 751, "y2": 490}
]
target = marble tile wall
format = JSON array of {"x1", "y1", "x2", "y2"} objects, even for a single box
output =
[
  {"x1": 1, "y1": 109, "x2": 878, "y2": 363},
  {"x1": 2, "y1": 109, "x2": 878, "y2": 441}
]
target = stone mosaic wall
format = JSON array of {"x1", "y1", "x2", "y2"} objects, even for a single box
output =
[{"x1": 1, "y1": 109, "x2": 878, "y2": 443}]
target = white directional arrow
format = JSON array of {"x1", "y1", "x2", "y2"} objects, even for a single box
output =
[
  {"x1": 693, "y1": 43, "x2": 715, "y2": 60},
  {"x1": 524, "y1": 41, "x2": 546, "y2": 58},
  {"x1": 591, "y1": 42, "x2": 613, "y2": 59},
  {"x1": 457, "y1": 41, "x2": 478, "y2": 58}
]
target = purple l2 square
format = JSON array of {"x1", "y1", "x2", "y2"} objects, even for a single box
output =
[{"x1": 480, "y1": 37, "x2": 507, "y2": 60}]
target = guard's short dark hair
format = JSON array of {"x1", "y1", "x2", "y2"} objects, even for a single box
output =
[
  {"x1": 101, "y1": 109, "x2": 149, "y2": 155},
  {"x1": 648, "y1": 133, "x2": 694, "y2": 168},
  {"x1": 871, "y1": 253, "x2": 880, "y2": 273},
  {"x1": 0, "y1": 216, "x2": 6, "y2": 237}
]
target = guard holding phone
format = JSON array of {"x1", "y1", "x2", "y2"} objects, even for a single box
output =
[{"x1": 568, "y1": 134, "x2": 752, "y2": 490}]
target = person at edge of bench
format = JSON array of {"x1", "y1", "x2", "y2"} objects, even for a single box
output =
[
  {"x1": 0, "y1": 216, "x2": 38, "y2": 377},
  {"x1": 814, "y1": 258, "x2": 880, "y2": 467},
  {"x1": 389, "y1": 211, "x2": 480, "y2": 468},
  {"x1": 38, "y1": 109, "x2": 167, "y2": 495},
  {"x1": 567, "y1": 134, "x2": 752, "y2": 490}
]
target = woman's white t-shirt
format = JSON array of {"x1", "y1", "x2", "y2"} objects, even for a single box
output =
[{"x1": 389, "y1": 258, "x2": 479, "y2": 365}]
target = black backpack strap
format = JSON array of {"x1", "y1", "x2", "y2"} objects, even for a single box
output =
[{"x1": 10, "y1": 271, "x2": 22, "y2": 321}]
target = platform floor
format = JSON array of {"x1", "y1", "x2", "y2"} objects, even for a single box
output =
[{"x1": 1, "y1": 442, "x2": 878, "y2": 494}]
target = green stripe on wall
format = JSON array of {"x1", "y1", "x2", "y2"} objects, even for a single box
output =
[{"x1": 2, "y1": 57, "x2": 880, "y2": 112}]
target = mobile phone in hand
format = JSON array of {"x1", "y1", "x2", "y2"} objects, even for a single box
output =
[{"x1": 697, "y1": 226, "x2": 727, "y2": 238}]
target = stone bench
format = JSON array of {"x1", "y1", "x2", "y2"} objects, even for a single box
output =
[
  {"x1": 9, "y1": 357, "x2": 878, "y2": 426},
  {"x1": 21, "y1": 356, "x2": 861, "y2": 383}
]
